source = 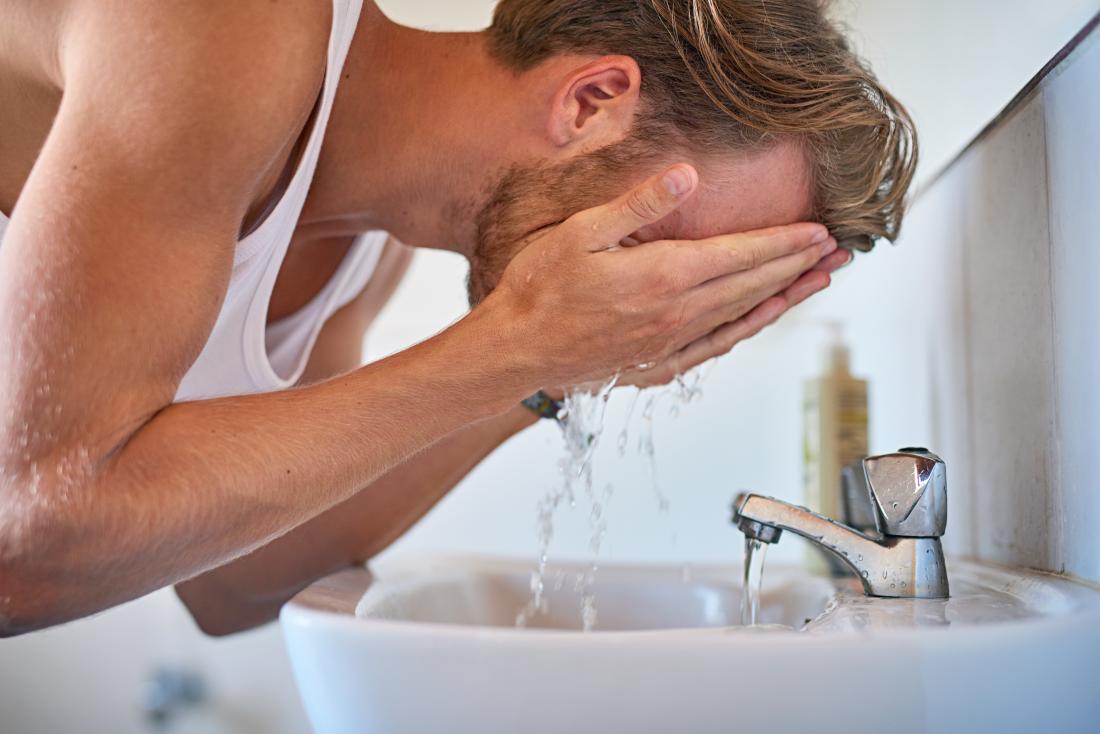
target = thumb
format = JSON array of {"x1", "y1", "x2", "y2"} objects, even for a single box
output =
[{"x1": 569, "y1": 164, "x2": 698, "y2": 252}]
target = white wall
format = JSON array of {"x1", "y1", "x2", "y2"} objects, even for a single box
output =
[
  {"x1": 836, "y1": 0, "x2": 1099, "y2": 185},
  {"x1": 1045, "y1": 35, "x2": 1100, "y2": 580}
]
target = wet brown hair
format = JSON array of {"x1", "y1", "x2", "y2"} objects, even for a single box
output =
[{"x1": 488, "y1": 0, "x2": 917, "y2": 251}]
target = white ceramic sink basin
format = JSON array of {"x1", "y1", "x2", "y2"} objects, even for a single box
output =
[{"x1": 282, "y1": 555, "x2": 1100, "y2": 734}]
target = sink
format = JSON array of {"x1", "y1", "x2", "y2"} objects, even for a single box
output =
[
  {"x1": 281, "y1": 554, "x2": 1100, "y2": 734},
  {"x1": 352, "y1": 557, "x2": 832, "y2": 631}
]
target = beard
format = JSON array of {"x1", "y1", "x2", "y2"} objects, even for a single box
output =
[{"x1": 466, "y1": 128, "x2": 672, "y2": 307}]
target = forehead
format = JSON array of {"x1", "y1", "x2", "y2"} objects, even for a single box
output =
[{"x1": 635, "y1": 140, "x2": 814, "y2": 242}]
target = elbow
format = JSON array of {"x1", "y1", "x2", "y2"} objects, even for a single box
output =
[
  {"x1": 175, "y1": 577, "x2": 236, "y2": 637},
  {"x1": 175, "y1": 577, "x2": 276, "y2": 637},
  {"x1": 0, "y1": 494, "x2": 81, "y2": 637},
  {"x1": 0, "y1": 567, "x2": 61, "y2": 638},
  {"x1": 0, "y1": 592, "x2": 23, "y2": 637},
  {"x1": 0, "y1": 606, "x2": 35, "y2": 639},
  {"x1": 178, "y1": 599, "x2": 240, "y2": 638}
]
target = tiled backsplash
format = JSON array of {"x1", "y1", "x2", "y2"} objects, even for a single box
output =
[{"x1": 907, "y1": 27, "x2": 1100, "y2": 582}]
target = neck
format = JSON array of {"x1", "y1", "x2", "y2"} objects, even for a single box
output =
[{"x1": 301, "y1": 3, "x2": 531, "y2": 256}]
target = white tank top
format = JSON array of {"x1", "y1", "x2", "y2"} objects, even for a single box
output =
[{"x1": 0, "y1": 0, "x2": 383, "y2": 402}]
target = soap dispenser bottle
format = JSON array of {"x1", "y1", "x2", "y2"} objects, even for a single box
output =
[{"x1": 802, "y1": 323, "x2": 868, "y2": 571}]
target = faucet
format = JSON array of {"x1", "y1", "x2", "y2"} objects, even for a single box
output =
[{"x1": 732, "y1": 448, "x2": 950, "y2": 599}]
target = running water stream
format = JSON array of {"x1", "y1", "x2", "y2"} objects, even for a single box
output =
[
  {"x1": 515, "y1": 376, "x2": 619, "y2": 629},
  {"x1": 516, "y1": 363, "x2": 715, "y2": 632},
  {"x1": 740, "y1": 536, "x2": 769, "y2": 626}
]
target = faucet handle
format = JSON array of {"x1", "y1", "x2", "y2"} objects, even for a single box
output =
[{"x1": 863, "y1": 447, "x2": 947, "y2": 538}]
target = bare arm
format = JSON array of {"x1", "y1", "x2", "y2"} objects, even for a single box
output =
[
  {"x1": 0, "y1": 2, "x2": 835, "y2": 637},
  {"x1": 176, "y1": 401, "x2": 538, "y2": 635},
  {"x1": 0, "y1": 2, "x2": 540, "y2": 633},
  {"x1": 177, "y1": 238, "x2": 540, "y2": 635}
]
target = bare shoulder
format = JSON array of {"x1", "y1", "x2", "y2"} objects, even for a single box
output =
[
  {"x1": 53, "y1": 0, "x2": 335, "y2": 204},
  {"x1": 61, "y1": 0, "x2": 333, "y2": 93}
]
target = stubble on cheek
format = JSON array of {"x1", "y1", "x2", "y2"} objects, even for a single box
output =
[
  {"x1": 466, "y1": 136, "x2": 670, "y2": 306},
  {"x1": 467, "y1": 162, "x2": 557, "y2": 307}
]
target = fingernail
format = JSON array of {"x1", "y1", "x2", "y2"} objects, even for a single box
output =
[
  {"x1": 811, "y1": 227, "x2": 830, "y2": 244},
  {"x1": 662, "y1": 167, "x2": 693, "y2": 196},
  {"x1": 820, "y1": 238, "x2": 837, "y2": 256}
]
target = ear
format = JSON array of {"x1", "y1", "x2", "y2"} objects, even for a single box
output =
[{"x1": 546, "y1": 55, "x2": 642, "y2": 150}]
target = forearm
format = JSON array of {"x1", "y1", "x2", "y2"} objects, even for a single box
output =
[
  {"x1": 176, "y1": 403, "x2": 538, "y2": 635},
  {"x1": 2, "y1": 301, "x2": 537, "y2": 634}
]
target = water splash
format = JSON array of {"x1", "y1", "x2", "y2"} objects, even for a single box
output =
[
  {"x1": 516, "y1": 375, "x2": 618, "y2": 629},
  {"x1": 615, "y1": 390, "x2": 641, "y2": 458},
  {"x1": 516, "y1": 361, "x2": 716, "y2": 631},
  {"x1": 637, "y1": 391, "x2": 670, "y2": 514}
]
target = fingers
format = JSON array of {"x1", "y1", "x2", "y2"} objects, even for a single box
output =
[
  {"x1": 664, "y1": 222, "x2": 830, "y2": 287},
  {"x1": 674, "y1": 300, "x2": 785, "y2": 370},
  {"x1": 568, "y1": 164, "x2": 699, "y2": 251},
  {"x1": 625, "y1": 267, "x2": 832, "y2": 388},
  {"x1": 674, "y1": 270, "x2": 831, "y2": 371},
  {"x1": 677, "y1": 236, "x2": 835, "y2": 337},
  {"x1": 813, "y1": 248, "x2": 852, "y2": 274},
  {"x1": 624, "y1": 300, "x2": 783, "y2": 388},
  {"x1": 784, "y1": 269, "x2": 832, "y2": 304}
]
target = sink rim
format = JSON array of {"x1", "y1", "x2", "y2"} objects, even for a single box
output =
[{"x1": 281, "y1": 553, "x2": 1100, "y2": 644}]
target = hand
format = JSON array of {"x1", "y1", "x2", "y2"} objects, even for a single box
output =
[
  {"x1": 620, "y1": 245, "x2": 851, "y2": 389},
  {"x1": 483, "y1": 164, "x2": 837, "y2": 390}
]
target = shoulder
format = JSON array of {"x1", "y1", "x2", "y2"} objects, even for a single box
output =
[
  {"x1": 52, "y1": 0, "x2": 336, "y2": 212},
  {"x1": 58, "y1": 0, "x2": 334, "y2": 156}
]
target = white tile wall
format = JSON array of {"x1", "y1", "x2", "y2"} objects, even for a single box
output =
[
  {"x1": 960, "y1": 99, "x2": 1061, "y2": 570},
  {"x1": 1044, "y1": 35, "x2": 1100, "y2": 581},
  {"x1": 880, "y1": 32, "x2": 1100, "y2": 581}
]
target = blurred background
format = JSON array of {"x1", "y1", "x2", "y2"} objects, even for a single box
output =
[{"x1": 2, "y1": 1, "x2": 1097, "y2": 732}]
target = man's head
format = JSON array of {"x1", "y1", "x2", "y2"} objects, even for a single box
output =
[{"x1": 464, "y1": 0, "x2": 916, "y2": 304}]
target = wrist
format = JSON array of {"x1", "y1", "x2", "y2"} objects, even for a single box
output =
[
  {"x1": 506, "y1": 400, "x2": 541, "y2": 432},
  {"x1": 430, "y1": 293, "x2": 545, "y2": 417}
]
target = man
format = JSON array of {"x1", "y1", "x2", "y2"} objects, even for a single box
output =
[{"x1": 0, "y1": 0, "x2": 915, "y2": 636}]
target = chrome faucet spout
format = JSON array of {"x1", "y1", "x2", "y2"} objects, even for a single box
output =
[
  {"x1": 731, "y1": 449, "x2": 951, "y2": 599},
  {"x1": 734, "y1": 494, "x2": 948, "y2": 598}
]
